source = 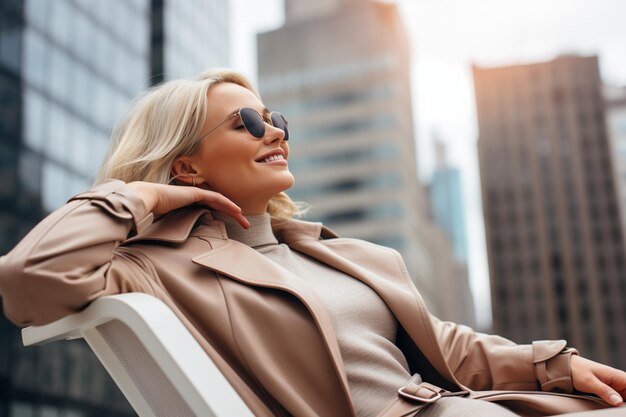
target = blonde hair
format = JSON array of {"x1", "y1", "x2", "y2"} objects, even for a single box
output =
[{"x1": 95, "y1": 69, "x2": 302, "y2": 220}]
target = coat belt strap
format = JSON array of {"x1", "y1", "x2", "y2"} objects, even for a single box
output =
[
  {"x1": 398, "y1": 381, "x2": 443, "y2": 403},
  {"x1": 377, "y1": 379, "x2": 470, "y2": 417}
]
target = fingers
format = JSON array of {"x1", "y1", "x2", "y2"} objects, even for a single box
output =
[
  {"x1": 195, "y1": 190, "x2": 251, "y2": 229},
  {"x1": 232, "y1": 212, "x2": 251, "y2": 229},
  {"x1": 147, "y1": 184, "x2": 253, "y2": 229},
  {"x1": 598, "y1": 366, "x2": 626, "y2": 406},
  {"x1": 588, "y1": 375, "x2": 624, "y2": 406},
  {"x1": 573, "y1": 357, "x2": 626, "y2": 407},
  {"x1": 601, "y1": 385, "x2": 624, "y2": 406},
  {"x1": 607, "y1": 391, "x2": 624, "y2": 407}
]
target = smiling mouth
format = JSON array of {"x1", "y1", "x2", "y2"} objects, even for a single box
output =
[{"x1": 257, "y1": 154, "x2": 286, "y2": 163}]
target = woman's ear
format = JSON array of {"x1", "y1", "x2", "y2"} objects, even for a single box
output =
[{"x1": 171, "y1": 157, "x2": 201, "y2": 186}]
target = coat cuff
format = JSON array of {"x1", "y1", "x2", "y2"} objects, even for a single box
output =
[
  {"x1": 68, "y1": 179, "x2": 153, "y2": 235},
  {"x1": 532, "y1": 340, "x2": 579, "y2": 393}
]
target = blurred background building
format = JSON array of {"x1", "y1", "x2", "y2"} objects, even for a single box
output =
[
  {"x1": 0, "y1": 0, "x2": 229, "y2": 415},
  {"x1": 605, "y1": 85, "x2": 626, "y2": 234},
  {"x1": 427, "y1": 139, "x2": 476, "y2": 327},
  {"x1": 257, "y1": 0, "x2": 441, "y2": 305},
  {"x1": 475, "y1": 55, "x2": 626, "y2": 370},
  {"x1": 430, "y1": 139, "x2": 469, "y2": 263}
]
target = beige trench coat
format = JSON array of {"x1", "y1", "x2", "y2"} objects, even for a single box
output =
[{"x1": 0, "y1": 180, "x2": 614, "y2": 416}]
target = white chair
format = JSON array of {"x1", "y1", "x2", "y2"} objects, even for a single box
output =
[{"x1": 21, "y1": 293, "x2": 255, "y2": 417}]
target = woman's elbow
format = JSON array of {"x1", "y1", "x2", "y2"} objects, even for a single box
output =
[{"x1": 0, "y1": 255, "x2": 104, "y2": 327}]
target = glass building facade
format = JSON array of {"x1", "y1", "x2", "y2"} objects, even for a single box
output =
[
  {"x1": 427, "y1": 141, "x2": 475, "y2": 327},
  {"x1": 0, "y1": 0, "x2": 229, "y2": 415},
  {"x1": 430, "y1": 168, "x2": 468, "y2": 262},
  {"x1": 23, "y1": 0, "x2": 150, "y2": 213},
  {"x1": 429, "y1": 142, "x2": 469, "y2": 263},
  {"x1": 163, "y1": 0, "x2": 229, "y2": 79}
]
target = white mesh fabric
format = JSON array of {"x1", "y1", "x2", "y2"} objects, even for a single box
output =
[{"x1": 97, "y1": 319, "x2": 196, "y2": 417}]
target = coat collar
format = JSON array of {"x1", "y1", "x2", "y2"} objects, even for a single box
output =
[
  {"x1": 123, "y1": 206, "x2": 338, "y2": 245},
  {"x1": 123, "y1": 206, "x2": 210, "y2": 244}
]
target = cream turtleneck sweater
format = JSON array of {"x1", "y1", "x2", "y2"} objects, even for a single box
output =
[{"x1": 212, "y1": 212, "x2": 412, "y2": 417}]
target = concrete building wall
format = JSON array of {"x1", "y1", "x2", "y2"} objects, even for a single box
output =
[
  {"x1": 257, "y1": 1, "x2": 437, "y2": 301},
  {"x1": 605, "y1": 86, "x2": 626, "y2": 237}
]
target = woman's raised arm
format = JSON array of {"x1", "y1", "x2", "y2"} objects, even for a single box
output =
[{"x1": 0, "y1": 180, "x2": 246, "y2": 327}]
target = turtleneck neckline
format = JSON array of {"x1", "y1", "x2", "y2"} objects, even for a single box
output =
[{"x1": 212, "y1": 211, "x2": 278, "y2": 248}]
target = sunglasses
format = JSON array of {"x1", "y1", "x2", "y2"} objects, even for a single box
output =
[{"x1": 199, "y1": 107, "x2": 289, "y2": 141}]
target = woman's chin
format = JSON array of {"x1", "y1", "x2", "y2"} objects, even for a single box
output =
[
  {"x1": 234, "y1": 172, "x2": 295, "y2": 199},
  {"x1": 282, "y1": 172, "x2": 295, "y2": 190},
  {"x1": 269, "y1": 171, "x2": 295, "y2": 193}
]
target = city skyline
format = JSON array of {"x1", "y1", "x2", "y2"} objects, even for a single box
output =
[
  {"x1": 2, "y1": 1, "x2": 625, "y2": 415},
  {"x1": 230, "y1": 0, "x2": 626, "y2": 327}
]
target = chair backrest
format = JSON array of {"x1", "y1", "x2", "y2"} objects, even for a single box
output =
[{"x1": 22, "y1": 293, "x2": 255, "y2": 417}]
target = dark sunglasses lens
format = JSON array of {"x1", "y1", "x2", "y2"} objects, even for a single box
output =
[
  {"x1": 240, "y1": 108, "x2": 265, "y2": 138},
  {"x1": 271, "y1": 112, "x2": 289, "y2": 141}
]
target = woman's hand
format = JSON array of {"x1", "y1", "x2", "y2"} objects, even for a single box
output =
[
  {"x1": 127, "y1": 181, "x2": 250, "y2": 228},
  {"x1": 571, "y1": 355, "x2": 626, "y2": 406}
]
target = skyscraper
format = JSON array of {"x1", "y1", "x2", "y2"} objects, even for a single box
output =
[
  {"x1": 256, "y1": 0, "x2": 436, "y2": 300},
  {"x1": 427, "y1": 139, "x2": 475, "y2": 327},
  {"x1": 475, "y1": 55, "x2": 626, "y2": 370},
  {"x1": 425, "y1": 221, "x2": 477, "y2": 327},
  {"x1": 0, "y1": 1, "x2": 229, "y2": 415},
  {"x1": 430, "y1": 139, "x2": 469, "y2": 263},
  {"x1": 604, "y1": 85, "x2": 626, "y2": 234},
  {"x1": 151, "y1": 0, "x2": 229, "y2": 82}
]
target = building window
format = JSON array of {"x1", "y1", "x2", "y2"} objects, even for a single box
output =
[{"x1": 557, "y1": 301, "x2": 569, "y2": 324}]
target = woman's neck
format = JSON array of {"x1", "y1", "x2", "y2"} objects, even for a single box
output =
[{"x1": 212, "y1": 211, "x2": 278, "y2": 248}]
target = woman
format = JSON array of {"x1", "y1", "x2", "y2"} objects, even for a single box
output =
[{"x1": 0, "y1": 69, "x2": 625, "y2": 417}]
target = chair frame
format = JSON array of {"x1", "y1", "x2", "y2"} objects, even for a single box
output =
[{"x1": 22, "y1": 293, "x2": 255, "y2": 417}]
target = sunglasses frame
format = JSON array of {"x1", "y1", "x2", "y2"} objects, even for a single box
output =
[{"x1": 198, "y1": 107, "x2": 289, "y2": 141}]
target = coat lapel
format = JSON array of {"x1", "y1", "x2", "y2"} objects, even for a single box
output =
[
  {"x1": 288, "y1": 236, "x2": 463, "y2": 389},
  {"x1": 190, "y1": 239, "x2": 355, "y2": 411}
]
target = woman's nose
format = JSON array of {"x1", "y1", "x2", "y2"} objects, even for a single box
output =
[{"x1": 263, "y1": 123, "x2": 285, "y2": 144}]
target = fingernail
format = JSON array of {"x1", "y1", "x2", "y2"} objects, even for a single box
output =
[{"x1": 609, "y1": 394, "x2": 622, "y2": 405}]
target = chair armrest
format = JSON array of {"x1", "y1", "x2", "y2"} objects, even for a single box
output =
[{"x1": 22, "y1": 293, "x2": 255, "y2": 417}]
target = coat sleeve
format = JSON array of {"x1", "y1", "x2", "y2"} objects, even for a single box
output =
[
  {"x1": 0, "y1": 180, "x2": 156, "y2": 326},
  {"x1": 430, "y1": 315, "x2": 578, "y2": 393}
]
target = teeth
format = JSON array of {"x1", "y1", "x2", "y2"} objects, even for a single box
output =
[{"x1": 261, "y1": 154, "x2": 284, "y2": 163}]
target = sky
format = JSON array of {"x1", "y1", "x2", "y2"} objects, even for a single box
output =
[{"x1": 229, "y1": 0, "x2": 626, "y2": 328}]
